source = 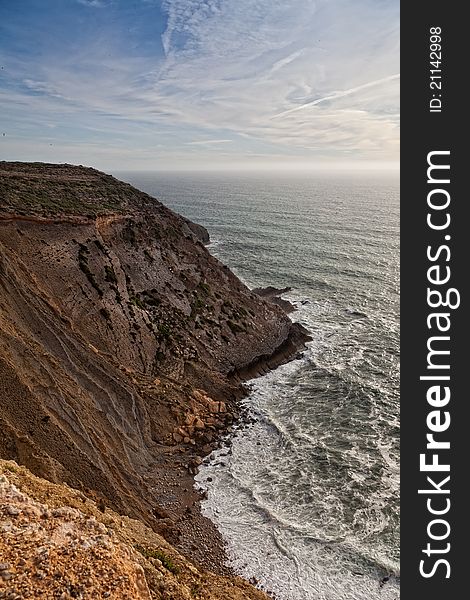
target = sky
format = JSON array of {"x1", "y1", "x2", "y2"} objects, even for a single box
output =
[{"x1": 0, "y1": 0, "x2": 399, "y2": 171}]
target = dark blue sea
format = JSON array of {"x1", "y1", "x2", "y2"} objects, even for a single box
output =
[{"x1": 118, "y1": 170, "x2": 400, "y2": 600}]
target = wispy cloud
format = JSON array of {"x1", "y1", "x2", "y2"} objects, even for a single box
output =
[
  {"x1": 186, "y1": 139, "x2": 232, "y2": 145},
  {"x1": 0, "y1": 0, "x2": 399, "y2": 169},
  {"x1": 152, "y1": 0, "x2": 399, "y2": 158},
  {"x1": 271, "y1": 74, "x2": 400, "y2": 119},
  {"x1": 76, "y1": 0, "x2": 109, "y2": 7}
]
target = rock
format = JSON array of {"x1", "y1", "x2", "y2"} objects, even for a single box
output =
[
  {"x1": 0, "y1": 570, "x2": 12, "y2": 581},
  {"x1": 208, "y1": 400, "x2": 220, "y2": 413},
  {"x1": 172, "y1": 432, "x2": 183, "y2": 443},
  {"x1": 183, "y1": 219, "x2": 210, "y2": 244},
  {"x1": 152, "y1": 505, "x2": 171, "y2": 520},
  {"x1": 0, "y1": 471, "x2": 153, "y2": 599},
  {"x1": 184, "y1": 414, "x2": 195, "y2": 426}
]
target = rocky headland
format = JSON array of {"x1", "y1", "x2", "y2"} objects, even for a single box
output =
[{"x1": 0, "y1": 162, "x2": 310, "y2": 598}]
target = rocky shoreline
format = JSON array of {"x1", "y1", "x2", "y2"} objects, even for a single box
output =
[{"x1": 159, "y1": 299, "x2": 311, "y2": 576}]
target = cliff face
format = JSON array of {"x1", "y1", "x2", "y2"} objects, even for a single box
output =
[{"x1": 0, "y1": 162, "x2": 309, "y2": 581}]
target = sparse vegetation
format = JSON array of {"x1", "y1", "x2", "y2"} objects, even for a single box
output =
[
  {"x1": 2, "y1": 463, "x2": 18, "y2": 473},
  {"x1": 191, "y1": 583, "x2": 203, "y2": 597},
  {"x1": 129, "y1": 295, "x2": 145, "y2": 309},
  {"x1": 0, "y1": 164, "x2": 137, "y2": 216},
  {"x1": 104, "y1": 265, "x2": 117, "y2": 284},
  {"x1": 157, "y1": 323, "x2": 172, "y2": 339},
  {"x1": 122, "y1": 223, "x2": 137, "y2": 246},
  {"x1": 99, "y1": 307, "x2": 111, "y2": 321},
  {"x1": 113, "y1": 287, "x2": 122, "y2": 304},
  {"x1": 78, "y1": 244, "x2": 103, "y2": 297},
  {"x1": 93, "y1": 239, "x2": 106, "y2": 252},
  {"x1": 134, "y1": 545, "x2": 179, "y2": 574},
  {"x1": 191, "y1": 295, "x2": 205, "y2": 317},
  {"x1": 199, "y1": 282, "x2": 210, "y2": 295},
  {"x1": 227, "y1": 320, "x2": 245, "y2": 334},
  {"x1": 166, "y1": 225, "x2": 178, "y2": 240},
  {"x1": 141, "y1": 291, "x2": 160, "y2": 307}
]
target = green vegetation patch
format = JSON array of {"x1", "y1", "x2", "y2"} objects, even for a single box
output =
[
  {"x1": 157, "y1": 323, "x2": 172, "y2": 339},
  {"x1": 0, "y1": 174, "x2": 123, "y2": 216},
  {"x1": 198, "y1": 282, "x2": 210, "y2": 295},
  {"x1": 129, "y1": 295, "x2": 145, "y2": 309},
  {"x1": 94, "y1": 239, "x2": 106, "y2": 253},
  {"x1": 227, "y1": 320, "x2": 245, "y2": 334},
  {"x1": 78, "y1": 244, "x2": 103, "y2": 297},
  {"x1": 104, "y1": 265, "x2": 117, "y2": 284},
  {"x1": 134, "y1": 545, "x2": 179, "y2": 574}
]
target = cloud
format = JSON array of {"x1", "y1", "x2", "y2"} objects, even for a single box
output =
[
  {"x1": 186, "y1": 139, "x2": 232, "y2": 145},
  {"x1": 0, "y1": 0, "x2": 399, "y2": 168},
  {"x1": 151, "y1": 0, "x2": 399, "y2": 158},
  {"x1": 271, "y1": 74, "x2": 400, "y2": 119},
  {"x1": 76, "y1": 0, "x2": 109, "y2": 7}
]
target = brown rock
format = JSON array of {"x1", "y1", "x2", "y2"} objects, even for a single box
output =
[
  {"x1": 184, "y1": 414, "x2": 195, "y2": 426},
  {"x1": 194, "y1": 418, "x2": 205, "y2": 430}
]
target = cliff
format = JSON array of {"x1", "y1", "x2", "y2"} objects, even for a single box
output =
[{"x1": 0, "y1": 162, "x2": 310, "y2": 594}]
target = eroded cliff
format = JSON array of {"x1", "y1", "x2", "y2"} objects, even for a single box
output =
[{"x1": 0, "y1": 162, "x2": 309, "y2": 590}]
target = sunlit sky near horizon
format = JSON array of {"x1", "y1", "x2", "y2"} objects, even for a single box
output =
[{"x1": 0, "y1": 0, "x2": 399, "y2": 172}]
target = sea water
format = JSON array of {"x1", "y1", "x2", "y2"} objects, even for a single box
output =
[{"x1": 118, "y1": 170, "x2": 400, "y2": 600}]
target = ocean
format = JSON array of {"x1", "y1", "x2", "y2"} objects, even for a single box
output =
[{"x1": 118, "y1": 170, "x2": 400, "y2": 600}]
